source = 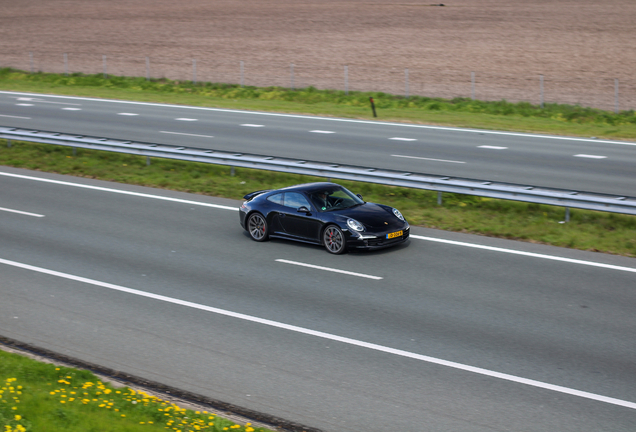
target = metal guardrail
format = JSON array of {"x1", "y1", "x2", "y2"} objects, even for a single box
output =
[{"x1": 2, "y1": 126, "x2": 636, "y2": 216}]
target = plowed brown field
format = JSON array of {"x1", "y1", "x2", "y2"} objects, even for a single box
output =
[{"x1": 1, "y1": 0, "x2": 634, "y2": 110}]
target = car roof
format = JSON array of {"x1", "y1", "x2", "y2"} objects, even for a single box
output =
[{"x1": 278, "y1": 182, "x2": 340, "y2": 193}]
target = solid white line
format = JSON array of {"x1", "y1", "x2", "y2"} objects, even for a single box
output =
[
  {"x1": 276, "y1": 259, "x2": 383, "y2": 280},
  {"x1": 2, "y1": 170, "x2": 635, "y2": 275},
  {"x1": 391, "y1": 154, "x2": 466, "y2": 164},
  {"x1": 0, "y1": 172, "x2": 238, "y2": 212},
  {"x1": 175, "y1": 118, "x2": 198, "y2": 121},
  {"x1": 0, "y1": 207, "x2": 45, "y2": 217},
  {"x1": 389, "y1": 137, "x2": 417, "y2": 141},
  {"x1": 0, "y1": 255, "x2": 634, "y2": 411},
  {"x1": 478, "y1": 145, "x2": 508, "y2": 150},
  {"x1": 310, "y1": 130, "x2": 335, "y2": 134},
  {"x1": 3, "y1": 91, "x2": 634, "y2": 147},
  {"x1": 0, "y1": 114, "x2": 30, "y2": 119},
  {"x1": 574, "y1": 154, "x2": 607, "y2": 159},
  {"x1": 411, "y1": 235, "x2": 636, "y2": 273},
  {"x1": 160, "y1": 131, "x2": 214, "y2": 138}
]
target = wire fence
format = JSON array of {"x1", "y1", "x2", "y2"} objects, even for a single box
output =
[{"x1": 3, "y1": 51, "x2": 634, "y2": 113}]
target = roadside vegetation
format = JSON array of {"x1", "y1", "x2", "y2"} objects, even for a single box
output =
[
  {"x1": 1, "y1": 68, "x2": 636, "y2": 140},
  {"x1": 0, "y1": 349, "x2": 271, "y2": 432},
  {"x1": 1, "y1": 140, "x2": 635, "y2": 257}
]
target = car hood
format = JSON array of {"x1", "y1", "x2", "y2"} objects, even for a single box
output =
[{"x1": 335, "y1": 203, "x2": 405, "y2": 231}]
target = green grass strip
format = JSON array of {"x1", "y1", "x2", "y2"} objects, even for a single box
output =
[
  {"x1": 0, "y1": 349, "x2": 271, "y2": 432},
  {"x1": 1, "y1": 140, "x2": 635, "y2": 257},
  {"x1": 1, "y1": 68, "x2": 636, "y2": 140}
]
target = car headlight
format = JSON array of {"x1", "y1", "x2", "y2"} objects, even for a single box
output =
[
  {"x1": 347, "y1": 218, "x2": 365, "y2": 232},
  {"x1": 392, "y1": 208, "x2": 405, "y2": 221}
]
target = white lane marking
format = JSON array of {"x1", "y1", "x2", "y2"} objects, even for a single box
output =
[
  {"x1": 62, "y1": 107, "x2": 82, "y2": 111},
  {"x1": 16, "y1": 103, "x2": 34, "y2": 106},
  {"x1": 0, "y1": 256, "x2": 634, "y2": 411},
  {"x1": 310, "y1": 130, "x2": 335, "y2": 134},
  {"x1": 4, "y1": 91, "x2": 634, "y2": 147},
  {"x1": 175, "y1": 118, "x2": 198, "y2": 121},
  {"x1": 241, "y1": 124, "x2": 264, "y2": 127},
  {"x1": 574, "y1": 154, "x2": 607, "y2": 159},
  {"x1": 479, "y1": 145, "x2": 508, "y2": 150},
  {"x1": 117, "y1": 113, "x2": 139, "y2": 116},
  {"x1": 411, "y1": 235, "x2": 636, "y2": 274},
  {"x1": 276, "y1": 259, "x2": 383, "y2": 280},
  {"x1": 390, "y1": 137, "x2": 417, "y2": 141},
  {"x1": 0, "y1": 207, "x2": 45, "y2": 217},
  {"x1": 391, "y1": 154, "x2": 466, "y2": 164},
  {"x1": 2, "y1": 170, "x2": 635, "y2": 275},
  {"x1": 14, "y1": 96, "x2": 81, "y2": 106},
  {"x1": 0, "y1": 114, "x2": 30, "y2": 119},
  {"x1": 0, "y1": 172, "x2": 238, "y2": 212},
  {"x1": 160, "y1": 131, "x2": 214, "y2": 138}
]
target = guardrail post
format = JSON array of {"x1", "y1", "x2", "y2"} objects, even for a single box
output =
[
  {"x1": 146, "y1": 156, "x2": 151, "y2": 166},
  {"x1": 437, "y1": 191, "x2": 443, "y2": 206},
  {"x1": 230, "y1": 166, "x2": 235, "y2": 176},
  {"x1": 7, "y1": 139, "x2": 11, "y2": 148},
  {"x1": 565, "y1": 207, "x2": 570, "y2": 223}
]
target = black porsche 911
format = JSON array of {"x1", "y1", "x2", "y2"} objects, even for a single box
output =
[{"x1": 239, "y1": 182, "x2": 410, "y2": 254}]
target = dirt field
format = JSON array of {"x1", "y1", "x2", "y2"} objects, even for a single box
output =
[{"x1": 1, "y1": 0, "x2": 635, "y2": 110}]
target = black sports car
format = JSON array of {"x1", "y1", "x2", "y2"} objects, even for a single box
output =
[{"x1": 239, "y1": 182, "x2": 410, "y2": 254}]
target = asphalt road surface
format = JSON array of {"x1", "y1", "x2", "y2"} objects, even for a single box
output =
[
  {"x1": 1, "y1": 90, "x2": 636, "y2": 197},
  {"x1": 1, "y1": 166, "x2": 635, "y2": 431}
]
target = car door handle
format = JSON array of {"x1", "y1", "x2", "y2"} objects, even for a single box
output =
[{"x1": 278, "y1": 212, "x2": 286, "y2": 218}]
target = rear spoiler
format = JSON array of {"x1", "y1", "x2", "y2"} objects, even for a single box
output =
[{"x1": 243, "y1": 190, "x2": 272, "y2": 200}]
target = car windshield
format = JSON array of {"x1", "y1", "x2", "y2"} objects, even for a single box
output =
[{"x1": 309, "y1": 185, "x2": 364, "y2": 211}]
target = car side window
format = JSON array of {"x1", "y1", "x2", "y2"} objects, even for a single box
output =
[
  {"x1": 283, "y1": 192, "x2": 311, "y2": 209},
  {"x1": 267, "y1": 193, "x2": 284, "y2": 205}
]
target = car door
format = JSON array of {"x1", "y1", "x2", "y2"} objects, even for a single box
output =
[{"x1": 278, "y1": 192, "x2": 322, "y2": 242}]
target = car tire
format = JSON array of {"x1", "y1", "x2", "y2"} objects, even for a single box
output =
[
  {"x1": 323, "y1": 225, "x2": 346, "y2": 254},
  {"x1": 247, "y1": 212, "x2": 269, "y2": 242}
]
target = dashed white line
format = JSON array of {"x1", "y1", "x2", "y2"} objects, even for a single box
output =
[
  {"x1": 16, "y1": 103, "x2": 33, "y2": 106},
  {"x1": 0, "y1": 207, "x2": 45, "y2": 217},
  {"x1": 117, "y1": 113, "x2": 139, "y2": 116},
  {"x1": 175, "y1": 118, "x2": 198, "y2": 121},
  {"x1": 276, "y1": 259, "x2": 383, "y2": 280},
  {"x1": 389, "y1": 137, "x2": 417, "y2": 141},
  {"x1": 391, "y1": 154, "x2": 466, "y2": 164},
  {"x1": 0, "y1": 114, "x2": 30, "y2": 119},
  {"x1": 310, "y1": 130, "x2": 336, "y2": 134},
  {"x1": 574, "y1": 154, "x2": 607, "y2": 159},
  {"x1": 160, "y1": 131, "x2": 214, "y2": 138},
  {"x1": 62, "y1": 107, "x2": 82, "y2": 111},
  {"x1": 0, "y1": 256, "x2": 634, "y2": 411},
  {"x1": 478, "y1": 145, "x2": 508, "y2": 150},
  {"x1": 241, "y1": 124, "x2": 264, "y2": 127}
]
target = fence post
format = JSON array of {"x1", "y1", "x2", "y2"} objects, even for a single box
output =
[
  {"x1": 405, "y1": 68, "x2": 409, "y2": 98},
  {"x1": 64, "y1": 53, "x2": 68, "y2": 76},
  {"x1": 193, "y1": 59, "x2": 197, "y2": 84},
  {"x1": 540, "y1": 74, "x2": 544, "y2": 108},
  {"x1": 345, "y1": 65, "x2": 349, "y2": 95},
  {"x1": 240, "y1": 61, "x2": 244, "y2": 87},
  {"x1": 103, "y1": 55, "x2": 107, "y2": 79},
  {"x1": 437, "y1": 191, "x2": 443, "y2": 206},
  {"x1": 615, "y1": 78, "x2": 619, "y2": 114},
  {"x1": 146, "y1": 57, "x2": 150, "y2": 80},
  {"x1": 471, "y1": 71, "x2": 475, "y2": 100},
  {"x1": 290, "y1": 63, "x2": 294, "y2": 90},
  {"x1": 29, "y1": 52, "x2": 34, "y2": 73}
]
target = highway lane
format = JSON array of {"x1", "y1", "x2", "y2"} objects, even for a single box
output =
[
  {"x1": 1, "y1": 167, "x2": 635, "y2": 431},
  {"x1": 1, "y1": 90, "x2": 636, "y2": 196}
]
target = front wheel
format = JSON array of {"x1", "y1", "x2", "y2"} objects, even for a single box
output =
[
  {"x1": 323, "y1": 225, "x2": 346, "y2": 254},
  {"x1": 247, "y1": 213, "x2": 269, "y2": 242}
]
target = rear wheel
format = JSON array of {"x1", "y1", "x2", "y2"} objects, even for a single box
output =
[
  {"x1": 323, "y1": 225, "x2": 346, "y2": 254},
  {"x1": 247, "y1": 213, "x2": 269, "y2": 242}
]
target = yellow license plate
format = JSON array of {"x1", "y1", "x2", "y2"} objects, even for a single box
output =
[{"x1": 386, "y1": 230, "x2": 403, "y2": 239}]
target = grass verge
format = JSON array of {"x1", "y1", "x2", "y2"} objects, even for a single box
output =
[
  {"x1": 2, "y1": 140, "x2": 635, "y2": 257},
  {"x1": 1, "y1": 68, "x2": 636, "y2": 140},
  {"x1": 0, "y1": 349, "x2": 272, "y2": 432}
]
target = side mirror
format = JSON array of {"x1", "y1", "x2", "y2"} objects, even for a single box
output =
[
  {"x1": 357, "y1": 194, "x2": 364, "y2": 200},
  {"x1": 297, "y1": 206, "x2": 311, "y2": 214}
]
